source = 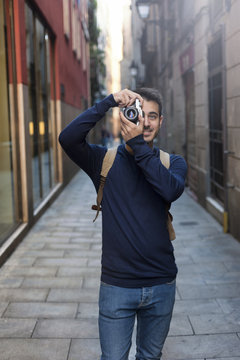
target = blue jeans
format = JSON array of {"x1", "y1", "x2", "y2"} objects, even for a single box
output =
[{"x1": 98, "y1": 280, "x2": 176, "y2": 360}]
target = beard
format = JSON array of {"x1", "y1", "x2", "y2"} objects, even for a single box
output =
[{"x1": 143, "y1": 126, "x2": 160, "y2": 144}]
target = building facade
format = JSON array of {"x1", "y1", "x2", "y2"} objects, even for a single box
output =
[
  {"x1": 133, "y1": 0, "x2": 240, "y2": 240},
  {"x1": 0, "y1": 0, "x2": 90, "y2": 262}
]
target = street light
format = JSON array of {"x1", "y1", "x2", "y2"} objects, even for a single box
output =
[
  {"x1": 130, "y1": 61, "x2": 138, "y2": 77},
  {"x1": 136, "y1": 0, "x2": 161, "y2": 20},
  {"x1": 136, "y1": 0, "x2": 150, "y2": 20},
  {"x1": 136, "y1": 0, "x2": 172, "y2": 29},
  {"x1": 129, "y1": 61, "x2": 138, "y2": 89}
]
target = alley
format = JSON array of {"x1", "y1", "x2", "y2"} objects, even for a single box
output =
[{"x1": 0, "y1": 169, "x2": 240, "y2": 360}]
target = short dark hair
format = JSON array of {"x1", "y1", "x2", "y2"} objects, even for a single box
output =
[{"x1": 135, "y1": 87, "x2": 162, "y2": 116}]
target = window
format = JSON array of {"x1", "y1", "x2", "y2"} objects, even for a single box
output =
[
  {"x1": 25, "y1": 3, "x2": 56, "y2": 209},
  {"x1": 208, "y1": 34, "x2": 224, "y2": 203},
  {"x1": 63, "y1": 0, "x2": 70, "y2": 38},
  {"x1": 72, "y1": 0, "x2": 81, "y2": 59},
  {"x1": 0, "y1": 0, "x2": 19, "y2": 244}
]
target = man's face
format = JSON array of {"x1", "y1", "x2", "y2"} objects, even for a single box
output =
[{"x1": 141, "y1": 100, "x2": 163, "y2": 144}]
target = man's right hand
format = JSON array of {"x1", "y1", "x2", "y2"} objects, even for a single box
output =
[{"x1": 113, "y1": 89, "x2": 144, "y2": 108}]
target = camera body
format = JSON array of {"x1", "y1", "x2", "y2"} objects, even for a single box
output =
[{"x1": 122, "y1": 99, "x2": 143, "y2": 124}]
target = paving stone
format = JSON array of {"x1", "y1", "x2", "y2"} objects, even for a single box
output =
[
  {"x1": 17, "y1": 242, "x2": 45, "y2": 250},
  {"x1": 175, "y1": 288, "x2": 181, "y2": 300},
  {"x1": 4, "y1": 257, "x2": 36, "y2": 266},
  {"x1": 177, "y1": 262, "x2": 227, "y2": 275},
  {"x1": 48, "y1": 231, "x2": 82, "y2": 237},
  {"x1": 224, "y1": 261, "x2": 240, "y2": 271},
  {"x1": 189, "y1": 249, "x2": 240, "y2": 263},
  {"x1": 216, "y1": 298, "x2": 240, "y2": 314},
  {"x1": 14, "y1": 250, "x2": 65, "y2": 258},
  {"x1": 4, "y1": 302, "x2": 78, "y2": 318},
  {"x1": 177, "y1": 283, "x2": 240, "y2": 299},
  {"x1": 21, "y1": 276, "x2": 83, "y2": 289},
  {"x1": 83, "y1": 276, "x2": 101, "y2": 288},
  {"x1": 71, "y1": 237, "x2": 101, "y2": 243},
  {"x1": 34, "y1": 257, "x2": 88, "y2": 267},
  {"x1": 87, "y1": 258, "x2": 101, "y2": 267},
  {"x1": 173, "y1": 299, "x2": 223, "y2": 315},
  {"x1": 176, "y1": 274, "x2": 206, "y2": 285},
  {"x1": 64, "y1": 250, "x2": 101, "y2": 257},
  {"x1": 1, "y1": 266, "x2": 58, "y2": 277},
  {"x1": 0, "y1": 303, "x2": 8, "y2": 317},
  {"x1": 180, "y1": 235, "x2": 239, "y2": 249},
  {"x1": 44, "y1": 243, "x2": 91, "y2": 250},
  {"x1": 47, "y1": 288, "x2": 98, "y2": 302},
  {"x1": 91, "y1": 243, "x2": 102, "y2": 250},
  {"x1": 175, "y1": 255, "x2": 194, "y2": 265},
  {"x1": 189, "y1": 313, "x2": 240, "y2": 334},
  {"x1": 77, "y1": 302, "x2": 98, "y2": 318},
  {"x1": 0, "y1": 318, "x2": 36, "y2": 338},
  {"x1": 92, "y1": 233, "x2": 102, "y2": 239},
  {"x1": 68, "y1": 339, "x2": 101, "y2": 360},
  {"x1": 50, "y1": 227, "x2": 75, "y2": 232},
  {"x1": 0, "y1": 339, "x2": 70, "y2": 360},
  {"x1": 29, "y1": 236, "x2": 71, "y2": 243},
  {"x1": 0, "y1": 277, "x2": 24, "y2": 288},
  {"x1": 57, "y1": 266, "x2": 100, "y2": 277},
  {"x1": 33, "y1": 318, "x2": 98, "y2": 338},
  {"x1": 54, "y1": 222, "x2": 82, "y2": 227},
  {"x1": 0, "y1": 289, "x2": 48, "y2": 302},
  {"x1": 205, "y1": 271, "x2": 240, "y2": 284},
  {"x1": 169, "y1": 315, "x2": 193, "y2": 336},
  {"x1": 162, "y1": 334, "x2": 240, "y2": 359}
]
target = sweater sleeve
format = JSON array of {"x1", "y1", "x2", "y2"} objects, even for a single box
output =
[
  {"x1": 126, "y1": 134, "x2": 187, "y2": 203},
  {"x1": 58, "y1": 94, "x2": 118, "y2": 180}
]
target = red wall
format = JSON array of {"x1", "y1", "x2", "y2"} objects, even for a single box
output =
[{"x1": 13, "y1": 0, "x2": 89, "y2": 109}]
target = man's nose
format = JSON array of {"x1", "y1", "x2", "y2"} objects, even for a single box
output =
[{"x1": 144, "y1": 115, "x2": 150, "y2": 127}]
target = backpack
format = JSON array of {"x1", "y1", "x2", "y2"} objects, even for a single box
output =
[{"x1": 92, "y1": 147, "x2": 176, "y2": 241}]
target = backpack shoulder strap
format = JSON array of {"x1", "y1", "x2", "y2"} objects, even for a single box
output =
[
  {"x1": 160, "y1": 149, "x2": 170, "y2": 169},
  {"x1": 101, "y1": 148, "x2": 118, "y2": 177},
  {"x1": 159, "y1": 149, "x2": 176, "y2": 241},
  {"x1": 92, "y1": 148, "x2": 118, "y2": 222}
]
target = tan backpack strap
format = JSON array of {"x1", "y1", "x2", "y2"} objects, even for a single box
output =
[
  {"x1": 92, "y1": 148, "x2": 118, "y2": 222},
  {"x1": 160, "y1": 150, "x2": 176, "y2": 241},
  {"x1": 160, "y1": 149, "x2": 170, "y2": 169},
  {"x1": 101, "y1": 148, "x2": 118, "y2": 177},
  {"x1": 167, "y1": 211, "x2": 176, "y2": 241}
]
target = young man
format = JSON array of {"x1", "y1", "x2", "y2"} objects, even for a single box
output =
[{"x1": 59, "y1": 88, "x2": 187, "y2": 360}]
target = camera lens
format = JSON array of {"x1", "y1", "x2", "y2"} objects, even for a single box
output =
[{"x1": 124, "y1": 107, "x2": 138, "y2": 122}]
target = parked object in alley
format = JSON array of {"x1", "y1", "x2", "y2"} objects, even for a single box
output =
[{"x1": 59, "y1": 87, "x2": 187, "y2": 359}]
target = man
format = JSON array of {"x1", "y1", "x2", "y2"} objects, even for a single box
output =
[{"x1": 59, "y1": 88, "x2": 187, "y2": 360}]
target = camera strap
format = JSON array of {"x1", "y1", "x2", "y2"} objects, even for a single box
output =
[{"x1": 92, "y1": 147, "x2": 176, "y2": 241}]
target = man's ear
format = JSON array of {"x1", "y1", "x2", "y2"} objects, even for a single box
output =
[{"x1": 159, "y1": 115, "x2": 163, "y2": 127}]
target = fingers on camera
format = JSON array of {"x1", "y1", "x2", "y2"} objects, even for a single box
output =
[{"x1": 122, "y1": 89, "x2": 143, "y2": 107}]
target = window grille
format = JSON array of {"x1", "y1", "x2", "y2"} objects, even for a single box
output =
[{"x1": 208, "y1": 34, "x2": 224, "y2": 203}]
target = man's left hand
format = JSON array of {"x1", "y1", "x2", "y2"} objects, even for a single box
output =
[{"x1": 120, "y1": 111, "x2": 144, "y2": 143}]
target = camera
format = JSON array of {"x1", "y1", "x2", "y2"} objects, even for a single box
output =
[{"x1": 122, "y1": 99, "x2": 143, "y2": 124}]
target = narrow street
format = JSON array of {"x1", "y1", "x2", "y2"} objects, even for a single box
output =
[{"x1": 0, "y1": 169, "x2": 240, "y2": 360}]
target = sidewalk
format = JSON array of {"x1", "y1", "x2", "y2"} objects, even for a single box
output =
[{"x1": 0, "y1": 170, "x2": 240, "y2": 360}]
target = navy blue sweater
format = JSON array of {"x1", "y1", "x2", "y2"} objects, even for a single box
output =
[{"x1": 59, "y1": 95, "x2": 187, "y2": 288}]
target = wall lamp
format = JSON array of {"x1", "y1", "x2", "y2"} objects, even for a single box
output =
[
  {"x1": 136, "y1": 0, "x2": 160, "y2": 20},
  {"x1": 136, "y1": 0, "x2": 173, "y2": 29}
]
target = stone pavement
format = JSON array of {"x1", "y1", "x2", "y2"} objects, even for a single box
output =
[{"x1": 0, "y1": 170, "x2": 240, "y2": 360}]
